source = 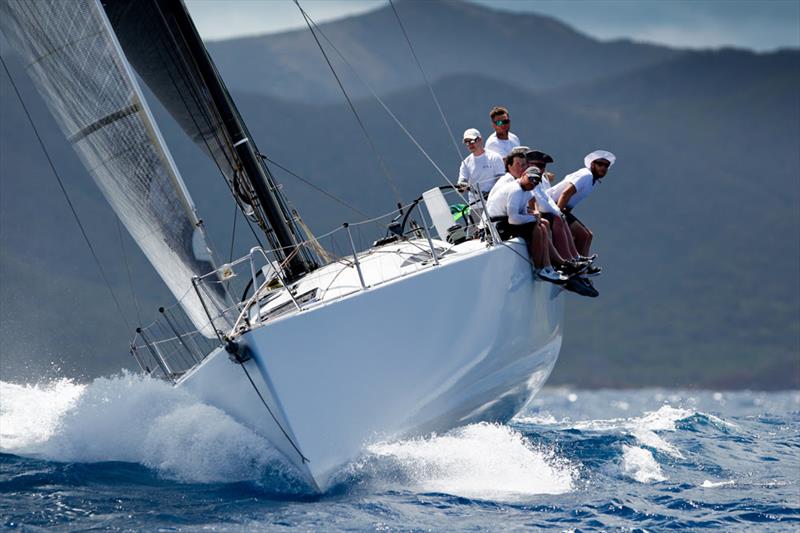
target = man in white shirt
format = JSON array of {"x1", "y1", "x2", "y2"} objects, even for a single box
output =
[
  {"x1": 456, "y1": 128, "x2": 505, "y2": 223},
  {"x1": 496, "y1": 145, "x2": 530, "y2": 187},
  {"x1": 485, "y1": 166, "x2": 567, "y2": 283},
  {"x1": 526, "y1": 150, "x2": 587, "y2": 271},
  {"x1": 548, "y1": 150, "x2": 616, "y2": 265},
  {"x1": 495, "y1": 149, "x2": 587, "y2": 278},
  {"x1": 484, "y1": 106, "x2": 521, "y2": 157}
]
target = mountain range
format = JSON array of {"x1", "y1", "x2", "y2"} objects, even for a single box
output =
[{"x1": 1, "y1": 0, "x2": 798, "y2": 388}]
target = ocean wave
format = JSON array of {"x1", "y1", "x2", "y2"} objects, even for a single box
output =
[
  {"x1": 1, "y1": 387, "x2": 797, "y2": 530},
  {"x1": 335, "y1": 422, "x2": 578, "y2": 502},
  {"x1": 621, "y1": 445, "x2": 666, "y2": 483},
  {"x1": 0, "y1": 376, "x2": 579, "y2": 499},
  {"x1": 0, "y1": 374, "x2": 302, "y2": 488}
]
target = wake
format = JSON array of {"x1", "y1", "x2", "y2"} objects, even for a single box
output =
[{"x1": 0, "y1": 374, "x2": 578, "y2": 499}]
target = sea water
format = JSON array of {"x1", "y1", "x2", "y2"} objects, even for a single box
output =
[{"x1": 1, "y1": 374, "x2": 798, "y2": 531}]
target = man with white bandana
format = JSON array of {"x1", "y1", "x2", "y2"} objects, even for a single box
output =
[{"x1": 547, "y1": 150, "x2": 616, "y2": 272}]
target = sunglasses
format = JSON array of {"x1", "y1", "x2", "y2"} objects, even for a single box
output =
[
  {"x1": 593, "y1": 160, "x2": 611, "y2": 168},
  {"x1": 464, "y1": 138, "x2": 478, "y2": 145},
  {"x1": 494, "y1": 119, "x2": 510, "y2": 126}
]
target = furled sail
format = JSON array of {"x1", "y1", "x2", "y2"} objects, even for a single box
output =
[{"x1": 0, "y1": 0, "x2": 231, "y2": 336}]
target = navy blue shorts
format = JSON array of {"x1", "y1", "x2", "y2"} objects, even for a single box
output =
[
  {"x1": 492, "y1": 217, "x2": 537, "y2": 241},
  {"x1": 564, "y1": 211, "x2": 583, "y2": 227}
]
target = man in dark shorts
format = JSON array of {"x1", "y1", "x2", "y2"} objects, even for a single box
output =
[
  {"x1": 547, "y1": 150, "x2": 616, "y2": 276},
  {"x1": 485, "y1": 166, "x2": 567, "y2": 283},
  {"x1": 526, "y1": 150, "x2": 588, "y2": 271}
]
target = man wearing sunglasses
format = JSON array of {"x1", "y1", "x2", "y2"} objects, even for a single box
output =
[
  {"x1": 485, "y1": 106, "x2": 520, "y2": 157},
  {"x1": 547, "y1": 150, "x2": 617, "y2": 274},
  {"x1": 456, "y1": 128, "x2": 504, "y2": 223},
  {"x1": 496, "y1": 147, "x2": 585, "y2": 276}
]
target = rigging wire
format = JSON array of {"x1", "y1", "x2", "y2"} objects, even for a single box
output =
[
  {"x1": 156, "y1": 1, "x2": 318, "y2": 271},
  {"x1": 298, "y1": 11, "x2": 468, "y2": 205},
  {"x1": 148, "y1": 2, "x2": 266, "y2": 252},
  {"x1": 258, "y1": 154, "x2": 371, "y2": 220},
  {"x1": 388, "y1": 0, "x2": 463, "y2": 163},
  {"x1": 116, "y1": 217, "x2": 143, "y2": 325},
  {"x1": 1, "y1": 53, "x2": 134, "y2": 332},
  {"x1": 229, "y1": 202, "x2": 238, "y2": 263},
  {"x1": 293, "y1": 0, "x2": 403, "y2": 205},
  {"x1": 237, "y1": 361, "x2": 309, "y2": 463}
]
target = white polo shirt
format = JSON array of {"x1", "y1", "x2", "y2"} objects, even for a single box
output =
[
  {"x1": 457, "y1": 150, "x2": 504, "y2": 202},
  {"x1": 495, "y1": 171, "x2": 516, "y2": 187},
  {"x1": 484, "y1": 132, "x2": 520, "y2": 157},
  {"x1": 533, "y1": 180, "x2": 561, "y2": 215},
  {"x1": 546, "y1": 167, "x2": 597, "y2": 210},
  {"x1": 485, "y1": 179, "x2": 537, "y2": 225}
]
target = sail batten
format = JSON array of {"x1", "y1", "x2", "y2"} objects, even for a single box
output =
[
  {"x1": 0, "y1": 0, "x2": 230, "y2": 336},
  {"x1": 69, "y1": 104, "x2": 140, "y2": 142}
]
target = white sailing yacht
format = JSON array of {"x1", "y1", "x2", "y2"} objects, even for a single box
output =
[{"x1": 1, "y1": 0, "x2": 564, "y2": 492}]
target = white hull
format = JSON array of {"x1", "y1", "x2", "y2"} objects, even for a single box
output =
[{"x1": 179, "y1": 239, "x2": 563, "y2": 491}]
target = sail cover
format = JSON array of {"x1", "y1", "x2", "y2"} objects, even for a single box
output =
[{"x1": 0, "y1": 0, "x2": 231, "y2": 336}]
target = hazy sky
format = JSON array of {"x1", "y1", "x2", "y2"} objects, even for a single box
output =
[{"x1": 186, "y1": 0, "x2": 800, "y2": 51}]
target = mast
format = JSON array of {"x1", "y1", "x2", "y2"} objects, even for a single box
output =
[{"x1": 160, "y1": 1, "x2": 315, "y2": 280}]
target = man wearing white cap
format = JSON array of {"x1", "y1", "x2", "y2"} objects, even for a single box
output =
[
  {"x1": 456, "y1": 128, "x2": 505, "y2": 223},
  {"x1": 485, "y1": 165, "x2": 567, "y2": 284},
  {"x1": 547, "y1": 150, "x2": 616, "y2": 265}
]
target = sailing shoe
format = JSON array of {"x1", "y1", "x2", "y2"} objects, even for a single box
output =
[
  {"x1": 537, "y1": 266, "x2": 569, "y2": 284},
  {"x1": 583, "y1": 264, "x2": 603, "y2": 277},
  {"x1": 565, "y1": 276, "x2": 599, "y2": 297},
  {"x1": 560, "y1": 260, "x2": 590, "y2": 277},
  {"x1": 578, "y1": 254, "x2": 598, "y2": 263}
]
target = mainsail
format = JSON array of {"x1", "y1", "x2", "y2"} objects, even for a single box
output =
[{"x1": 0, "y1": 0, "x2": 230, "y2": 336}]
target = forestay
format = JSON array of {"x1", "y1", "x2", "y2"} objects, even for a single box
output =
[{"x1": 0, "y1": 0, "x2": 231, "y2": 336}]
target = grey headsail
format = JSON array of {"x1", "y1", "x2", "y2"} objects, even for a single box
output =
[
  {"x1": 0, "y1": 0, "x2": 231, "y2": 337},
  {"x1": 102, "y1": 0, "x2": 318, "y2": 280}
]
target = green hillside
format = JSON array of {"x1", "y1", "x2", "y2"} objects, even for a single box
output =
[{"x1": 1, "y1": 2, "x2": 797, "y2": 388}]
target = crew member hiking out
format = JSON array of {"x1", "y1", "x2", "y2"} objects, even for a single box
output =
[
  {"x1": 547, "y1": 150, "x2": 616, "y2": 278},
  {"x1": 485, "y1": 165, "x2": 567, "y2": 284},
  {"x1": 526, "y1": 149, "x2": 590, "y2": 275}
]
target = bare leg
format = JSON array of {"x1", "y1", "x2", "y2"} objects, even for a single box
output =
[
  {"x1": 528, "y1": 225, "x2": 548, "y2": 269},
  {"x1": 553, "y1": 216, "x2": 580, "y2": 260},
  {"x1": 569, "y1": 220, "x2": 593, "y2": 256},
  {"x1": 548, "y1": 236, "x2": 565, "y2": 265},
  {"x1": 527, "y1": 238, "x2": 540, "y2": 269},
  {"x1": 564, "y1": 220, "x2": 580, "y2": 259},
  {"x1": 536, "y1": 224, "x2": 552, "y2": 268},
  {"x1": 527, "y1": 233, "x2": 541, "y2": 269},
  {"x1": 539, "y1": 218, "x2": 563, "y2": 265}
]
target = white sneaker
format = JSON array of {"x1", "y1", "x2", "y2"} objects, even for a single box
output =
[{"x1": 537, "y1": 266, "x2": 568, "y2": 284}]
